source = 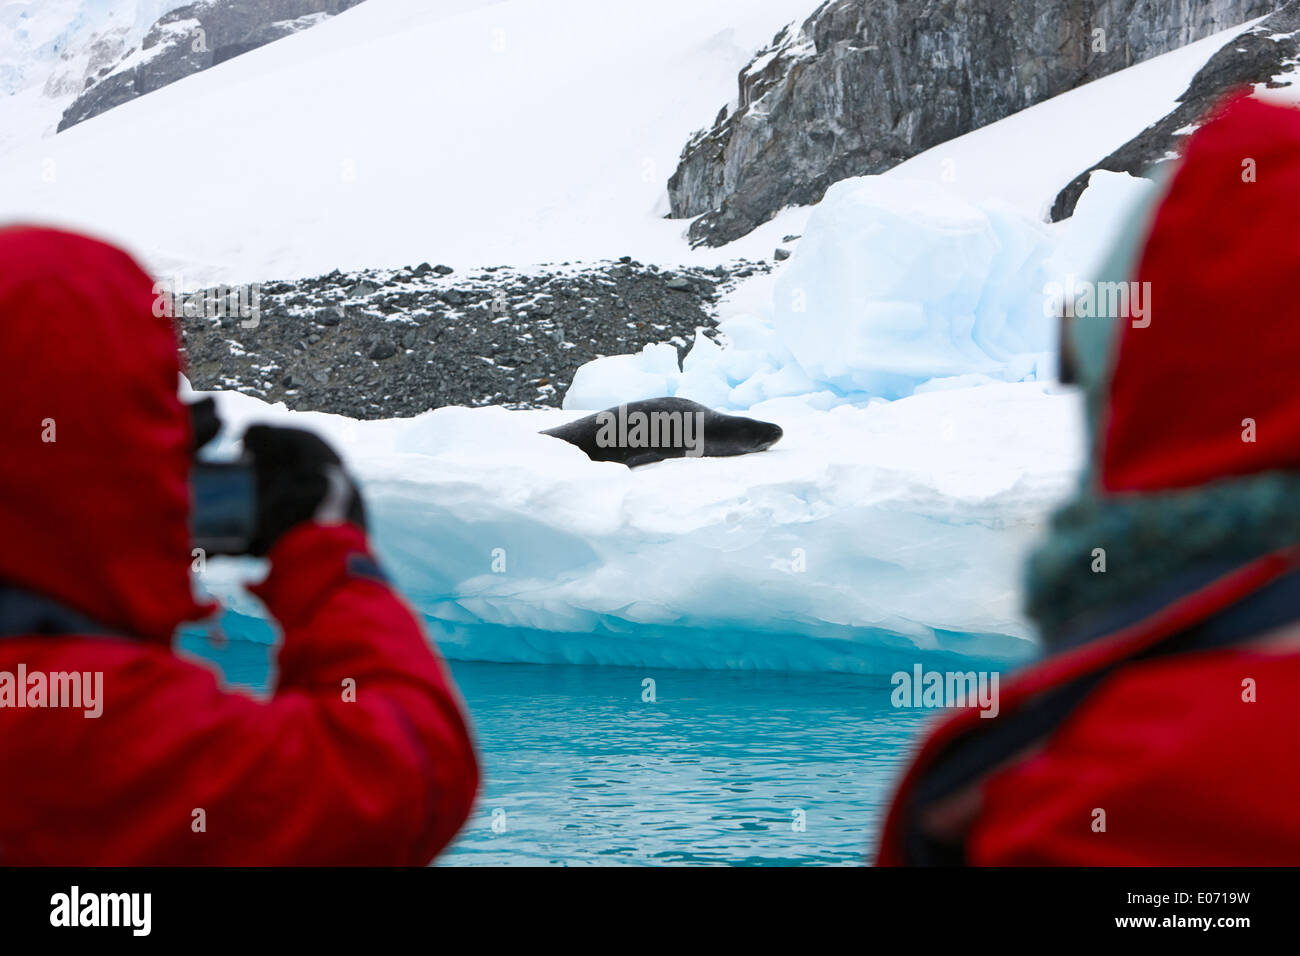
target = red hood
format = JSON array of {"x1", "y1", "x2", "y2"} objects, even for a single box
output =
[
  {"x1": 0, "y1": 226, "x2": 211, "y2": 641},
  {"x1": 1100, "y1": 94, "x2": 1300, "y2": 492}
]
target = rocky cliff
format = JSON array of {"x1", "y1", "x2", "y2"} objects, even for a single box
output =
[
  {"x1": 1051, "y1": 0, "x2": 1300, "y2": 219},
  {"x1": 57, "y1": 0, "x2": 366, "y2": 132},
  {"x1": 669, "y1": 0, "x2": 1276, "y2": 245}
]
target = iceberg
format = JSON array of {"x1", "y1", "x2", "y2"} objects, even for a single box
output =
[
  {"x1": 190, "y1": 380, "x2": 1081, "y2": 674},
  {"x1": 565, "y1": 177, "x2": 1062, "y2": 411}
]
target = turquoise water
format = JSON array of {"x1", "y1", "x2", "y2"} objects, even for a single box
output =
[{"x1": 178, "y1": 628, "x2": 962, "y2": 865}]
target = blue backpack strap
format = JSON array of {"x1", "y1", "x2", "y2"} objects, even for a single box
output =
[{"x1": 0, "y1": 584, "x2": 114, "y2": 637}]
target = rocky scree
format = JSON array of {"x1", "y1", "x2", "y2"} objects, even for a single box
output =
[{"x1": 178, "y1": 258, "x2": 770, "y2": 419}]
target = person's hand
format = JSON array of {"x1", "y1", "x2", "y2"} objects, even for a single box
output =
[
  {"x1": 241, "y1": 425, "x2": 368, "y2": 557},
  {"x1": 188, "y1": 396, "x2": 222, "y2": 452}
]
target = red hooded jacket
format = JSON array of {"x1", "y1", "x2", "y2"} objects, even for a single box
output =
[
  {"x1": 877, "y1": 95, "x2": 1300, "y2": 865},
  {"x1": 0, "y1": 227, "x2": 478, "y2": 864}
]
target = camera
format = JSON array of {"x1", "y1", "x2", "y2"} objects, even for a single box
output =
[{"x1": 190, "y1": 461, "x2": 257, "y2": 556}]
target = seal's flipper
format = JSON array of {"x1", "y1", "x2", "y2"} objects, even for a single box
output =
[{"x1": 623, "y1": 451, "x2": 667, "y2": 468}]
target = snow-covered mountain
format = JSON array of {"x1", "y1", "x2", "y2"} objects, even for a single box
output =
[
  {"x1": 0, "y1": 0, "x2": 190, "y2": 150},
  {"x1": 0, "y1": 0, "x2": 181, "y2": 96},
  {"x1": 56, "y1": 0, "x2": 370, "y2": 132},
  {"x1": 2, "y1": 0, "x2": 1284, "y2": 288},
  {"x1": 0, "y1": 0, "x2": 370, "y2": 150}
]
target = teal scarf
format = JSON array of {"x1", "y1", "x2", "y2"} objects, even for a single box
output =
[{"x1": 1025, "y1": 471, "x2": 1300, "y2": 640}]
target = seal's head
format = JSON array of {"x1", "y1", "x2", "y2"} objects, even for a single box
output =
[{"x1": 702, "y1": 414, "x2": 783, "y2": 457}]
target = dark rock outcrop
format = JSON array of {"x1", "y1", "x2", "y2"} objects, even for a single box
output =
[
  {"x1": 1051, "y1": 1, "x2": 1300, "y2": 220},
  {"x1": 58, "y1": 0, "x2": 366, "y2": 132},
  {"x1": 178, "y1": 259, "x2": 770, "y2": 418},
  {"x1": 669, "y1": 0, "x2": 1275, "y2": 246}
]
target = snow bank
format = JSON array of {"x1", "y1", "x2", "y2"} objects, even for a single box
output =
[
  {"x1": 1045, "y1": 169, "x2": 1161, "y2": 281},
  {"x1": 189, "y1": 379, "x2": 1082, "y2": 673}
]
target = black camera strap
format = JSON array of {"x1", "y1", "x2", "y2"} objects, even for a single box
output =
[{"x1": 0, "y1": 584, "x2": 116, "y2": 638}]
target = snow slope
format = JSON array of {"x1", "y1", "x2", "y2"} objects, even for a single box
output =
[{"x1": 0, "y1": 0, "x2": 820, "y2": 283}]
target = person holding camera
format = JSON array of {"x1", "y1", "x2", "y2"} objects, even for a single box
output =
[{"x1": 0, "y1": 226, "x2": 479, "y2": 865}]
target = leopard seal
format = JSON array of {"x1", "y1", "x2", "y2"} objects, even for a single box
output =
[{"x1": 541, "y1": 396, "x2": 783, "y2": 468}]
